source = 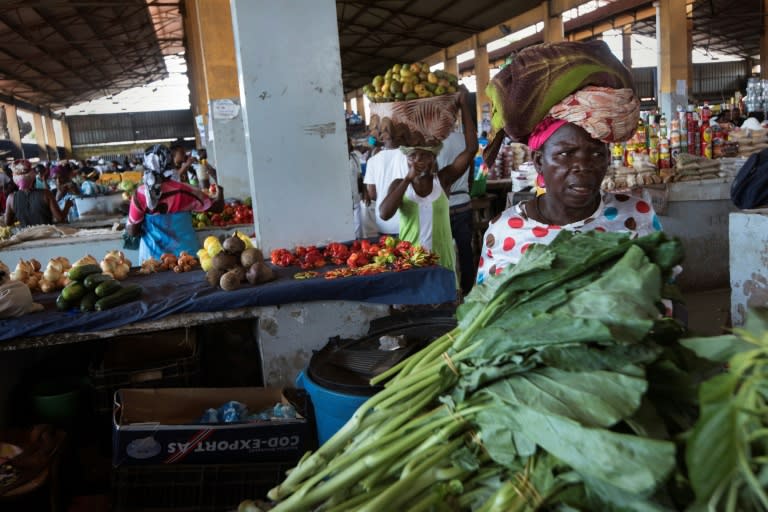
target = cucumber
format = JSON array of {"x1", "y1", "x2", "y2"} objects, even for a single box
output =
[
  {"x1": 94, "y1": 280, "x2": 121, "y2": 298},
  {"x1": 94, "y1": 284, "x2": 143, "y2": 311},
  {"x1": 60, "y1": 282, "x2": 87, "y2": 302},
  {"x1": 80, "y1": 291, "x2": 99, "y2": 312},
  {"x1": 67, "y1": 264, "x2": 102, "y2": 282},
  {"x1": 84, "y1": 273, "x2": 113, "y2": 290},
  {"x1": 56, "y1": 294, "x2": 73, "y2": 311}
]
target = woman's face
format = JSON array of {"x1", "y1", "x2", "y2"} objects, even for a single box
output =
[
  {"x1": 533, "y1": 123, "x2": 609, "y2": 209},
  {"x1": 407, "y1": 150, "x2": 437, "y2": 179}
]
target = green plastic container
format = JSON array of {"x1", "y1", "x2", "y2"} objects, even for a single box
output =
[{"x1": 31, "y1": 377, "x2": 84, "y2": 426}]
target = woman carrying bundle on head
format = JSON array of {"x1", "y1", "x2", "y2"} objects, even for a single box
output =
[{"x1": 477, "y1": 40, "x2": 664, "y2": 284}]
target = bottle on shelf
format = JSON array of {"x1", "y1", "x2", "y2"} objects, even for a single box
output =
[
  {"x1": 700, "y1": 120, "x2": 713, "y2": 159},
  {"x1": 677, "y1": 105, "x2": 688, "y2": 154},
  {"x1": 669, "y1": 116, "x2": 681, "y2": 167},
  {"x1": 658, "y1": 136, "x2": 671, "y2": 169},
  {"x1": 700, "y1": 101, "x2": 712, "y2": 124}
]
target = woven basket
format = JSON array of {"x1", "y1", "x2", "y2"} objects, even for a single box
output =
[{"x1": 368, "y1": 93, "x2": 460, "y2": 147}]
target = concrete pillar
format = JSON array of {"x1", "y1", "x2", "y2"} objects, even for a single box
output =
[
  {"x1": 656, "y1": 0, "x2": 689, "y2": 115},
  {"x1": 762, "y1": 0, "x2": 768, "y2": 78},
  {"x1": 444, "y1": 50, "x2": 458, "y2": 77},
  {"x1": 186, "y1": 0, "x2": 249, "y2": 196},
  {"x1": 621, "y1": 24, "x2": 633, "y2": 69},
  {"x1": 60, "y1": 117, "x2": 73, "y2": 158},
  {"x1": 32, "y1": 112, "x2": 46, "y2": 160},
  {"x1": 355, "y1": 94, "x2": 365, "y2": 124},
  {"x1": 474, "y1": 36, "x2": 491, "y2": 137},
  {"x1": 231, "y1": 0, "x2": 352, "y2": 251},
  {"x1": 4, "y1": 104, "x2": 23, "y2": 158},
  {"x1": 687, "y1": 4, "x2": 694, "y2": 97},
  {"x1": 543, "y1": 2, "x2": 564, "y2": 43},
  {"x1": 44, "y1": 114, "x2": 57, "y2": 160}
]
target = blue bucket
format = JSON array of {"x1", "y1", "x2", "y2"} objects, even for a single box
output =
[{"x1": 296, "y1": 370, "x2": 370, "y2": 445}]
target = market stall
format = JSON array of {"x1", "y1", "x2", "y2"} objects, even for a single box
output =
[{"x1": 0, "y1": 248, "x2": 455, "y2": 383}]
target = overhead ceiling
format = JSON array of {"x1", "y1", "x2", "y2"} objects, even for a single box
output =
[
  {"x1": 336, "y1": 0, "x2": 541, "y2": 92},
  {"x1": 0, "y1": 0, "x2": 183, "y2": 112},
  {"x1": 0, "y1": 0, "x2": 762, "y2": 112},
  {"x1": 632, "y1": 0, "x2": 762, "y2": 62}
]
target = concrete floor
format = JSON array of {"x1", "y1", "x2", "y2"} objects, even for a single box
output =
[{"x1": 683, "y1": 287, "x2": 732, "y2": 336}]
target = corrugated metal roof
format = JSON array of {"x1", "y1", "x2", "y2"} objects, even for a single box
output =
[
  {"x1": 67, "y1": 109, "x2": 194, "y2": 145},
  {"x1": 0, "y1": 0, "x2": 183, "y2": 110}
]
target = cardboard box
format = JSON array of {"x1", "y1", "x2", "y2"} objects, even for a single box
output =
[{"x1": 113, "y1": 387, "x2": 310, "y2": 467}]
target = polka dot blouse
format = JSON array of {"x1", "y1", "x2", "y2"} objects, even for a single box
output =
[{"x1": 476, "y1": 192, "x2": 663, "y2": 285}]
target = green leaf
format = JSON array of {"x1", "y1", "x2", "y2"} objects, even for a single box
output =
[
  {"x1": 481, "y1": 367, "x2": 648, "y2": 428},
  {"x1": 681, "y1": 335, "x2": 756, "y2": 363},
  {"x1": 498, "y1": 403, "x2": 676, "y2": 496},
  {"x1": 470, "y1": 314, "x2": 614, "y2": 359},
  {"x1": 539, "y1": 343, "x2": 663, "y2": 372},
  {"x1": 686, "y1": 372, "x2": 743, "y2": 506},
  {"x1": 556, "y1": 245, "x2": 661, "y2": 343},
  {"x1": 582, "y1": 475, "x2": 676, "y2": 512}
]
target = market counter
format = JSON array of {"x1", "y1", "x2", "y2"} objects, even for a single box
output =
[
  {"x1": 0, "y1": 264, "x2": 456, "y2": 386},
  {"x1": 646, "y1": 178, "x2": 737, "y2": 291},
  {"x1": 0, "y1": 223, "x2": 255, "y2": 266}
]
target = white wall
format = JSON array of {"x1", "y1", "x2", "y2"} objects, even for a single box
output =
[
  {"x1": 230, "y1": 0, "x2": 353, "y2": 252},
  {"x1": 729, "y1": 211, "x2": 768, "y2": 326}
]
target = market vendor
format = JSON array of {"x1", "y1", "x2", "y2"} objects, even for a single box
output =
[
  {"x1": 51, "y1": 163, "x2": 80, "y2": 222},
  {"x1": 477, "y1": 40, "x2": 662, "y2": 284},
  {"x1": 4, "y1": 159, "x2": 73, "y2": 227},
  {"x1": 379, "y1": 87, "x2": 477, "y2": 276},
  {"x1": 125, "y1": 144, "x2": 224, "y2": 263}
]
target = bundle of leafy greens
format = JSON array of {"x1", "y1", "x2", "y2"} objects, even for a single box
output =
[
  {"x1": 264, "y1": 230, "x2": 702, "y2": 512},
  {"x1": 681, "y1": 309, "x2": 768, "y2": 511}
]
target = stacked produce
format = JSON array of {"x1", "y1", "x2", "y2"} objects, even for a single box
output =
[
  {"x1": 363, "y1": 63, "x2": 458, "y2": 103},
  {"x1": 257, "y1": 230, "x2": 706, "y2": 511},
  {"x1": 6, "y1": 257, "x2": 73, "y2": 293},
  {"x1": 57, "y1": 260, "x2": 142, "y2": 312},
  {"x1": 269, "y1": 237, "x2": 438, "y2": 279},
  {"x1": 100, "y1": 250, "x2": 132, "y2": 280},
  {"x1": 192, "y1": 201, "x2": 254, "y2": 229},
  {"x1": 139, "y1": 252, "x2": 199, "y2": 274},
  {"x1": 203, "y1": 233, "x2": 273, "y2": 291}
]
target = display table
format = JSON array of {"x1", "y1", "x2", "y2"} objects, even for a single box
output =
[
  {"x1": 0, "y1": 264, "x2": 456, "y2": 386},
  {"x1": 646, "y1": 178, "x2": 737, "y2": 291}
]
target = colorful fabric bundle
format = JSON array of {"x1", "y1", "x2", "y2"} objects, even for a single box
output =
[{"x1": 484, "y1": 40, "x2": 638, "y2": 165}]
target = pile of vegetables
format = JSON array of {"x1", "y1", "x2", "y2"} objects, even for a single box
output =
[
  {"x1": 682, "y1": 310, "x2": 768, "y2": 511},
  {"x1": 270, "y1": 237, "x2": 439, "y2": 280},
  {"x1": 258, "y1": 230, "x2": 709, "y2": 511},
  {"x1": 139, "y1": 252, "x2": 199, "y2": 274},
  {"x1": 5, "y1": 257, "x2": 72, "y2": 293},
  {"x1": 203, "y1": 233, "x2": 274, "y2": 291},
  {"x1": 57, "y1": 261, "x2": 142, "y2": 312},
  {"x1": 192, "y1": 201, "x2": 254, "y2": 228},
  {"x1": 100, "y1": 250, "x2": 132, "y2": 280}
]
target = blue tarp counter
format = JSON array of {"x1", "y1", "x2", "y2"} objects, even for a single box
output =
[{"x1": 0, "y1": 263, "x2": 456, "y2": 349}]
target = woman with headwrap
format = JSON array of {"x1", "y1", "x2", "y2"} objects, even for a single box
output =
[
  {"x1": 125, "y1": 144, "x2": 224, "y2": 263},
  {"x1": 4, "y1": 159, "x2": 73, "y2": 227},
  {"x1": 476, "y1": 41, "x2": 662, "y2": 284},
  {"x1": 379, "y1": 87, "x2": 478, "y2": 278},
  {"x1": 51, "y1": 163, "x2": 80, "y2": 222}
]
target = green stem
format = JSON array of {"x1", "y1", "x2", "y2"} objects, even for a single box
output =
[
  {"x1": 270, "y1": 410, "x2": 463, "y2": 511},
  {"x1": 357, "y1": 437, "x2": 468, "y2": 512}
]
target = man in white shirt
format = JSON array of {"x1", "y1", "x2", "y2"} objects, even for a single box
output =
[
  {"x1": 438, "y1": 129, "x2": 475, "y2": 295},
  {"x1": 363, "y1": 134, "x2": 407, "y2": 236}
]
